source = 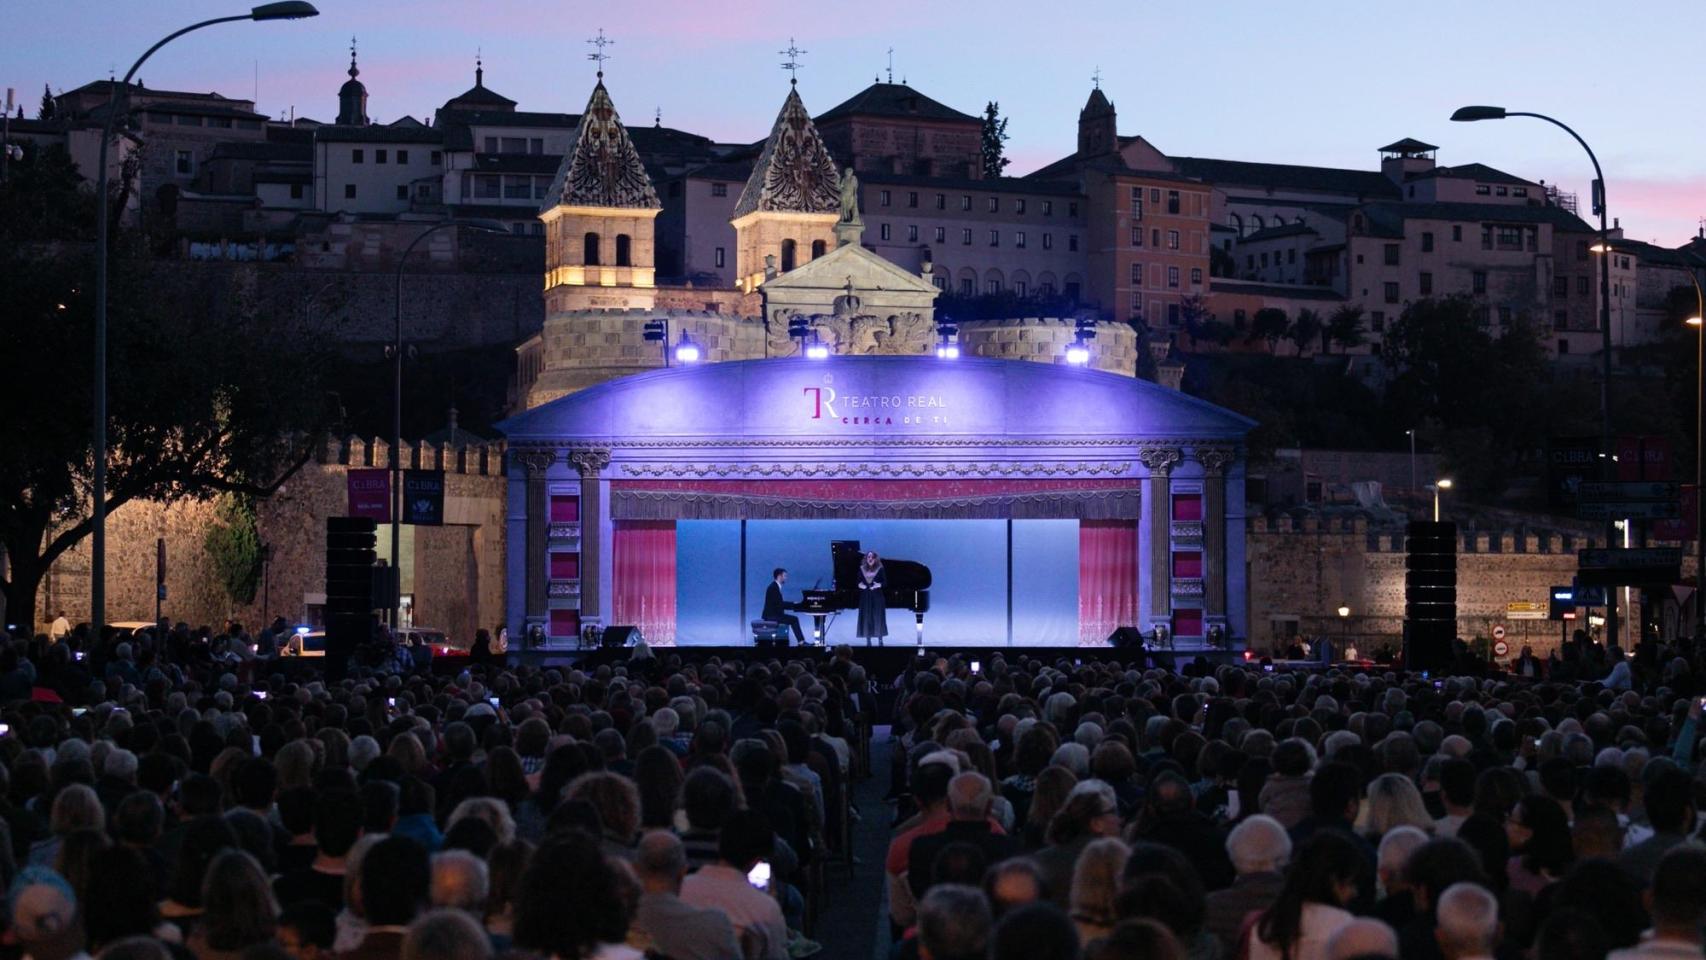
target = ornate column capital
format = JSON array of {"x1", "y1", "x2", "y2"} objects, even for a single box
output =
[
  {"x1": 1137, "y1": 445, "x2": 1183, "y2": 477},
  {"x1": 569, "y1": 447, "x2": 612, "y2": 477},
  {"x1": 1195, "y1": 446, "x2": 1236, "y2": 477},
  {"x1": 516, "y1": 449, "x2": 556, "y2": 477}
]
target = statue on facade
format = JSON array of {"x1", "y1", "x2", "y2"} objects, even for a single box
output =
[{"x1": 838, "y1": 167, "x2": 861, "y2": 224}]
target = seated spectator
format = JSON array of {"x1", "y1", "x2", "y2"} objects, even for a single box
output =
[
  {"x1": 1035, "y1": 779, "x2": 1122, "y2": 909},
  {"x1": 1324, "y1": 918, "x2": 1399, "y2": 960},
  {"x1": 1608, "y1": 845, "x2": 1706, "y2": 960},
  {"x1": 631, "y1": 831, "x2": 740, "y2": 960},
  {"x1": 990, "y1": 901, "x2": 1080, "y2": 960},
  {"x1": 917, "y1": 883, "x2": 993, "y2": 960},
  {"x1": 401, "y1": 908, "x2": 492, "y2": 960},
  {"x1": 1083, "y1": 918, "x2": 1185, "y2": 960},
  {"x1": 908, "y1": 773, "x2": 1014, "y2": 900},
  {"x1": 514, "y1": 831, "x2": 640, "y2": 960},
  {"x1": 1250, "y1": 832, "x2": 1366, "y2": 960},
  {"x1": 1205, "y1": 815, "x2": 1290, "y2": 954},
  {"x1": 278, "y1": 901, "x2": 337, "y2": 960},
  {"x1": 1068, "y1": 837, "x2": 1128, "y2": 944},
  {"x1": 1433, "y1": 882, "x2": 1498, "y2": 960},
  {"x1": 428, "y1": 850, "x2": 486, "y2": 914},
  {"x1": 275, "y1": 790, "x2": 362, "y2": 911},
  {"x1": 187, "y1": 849, "x2": 277, "y2": 960},
  {"x1": 342, "y1": 836, "x2": 429, "y2": 960},
  {"x1": 680, "y1": 810, "x2": 788, "y2": 960}
]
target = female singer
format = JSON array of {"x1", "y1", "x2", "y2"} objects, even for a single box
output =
[{"x1": 857, "y1": 549, "x2": 889, "y2": 646}]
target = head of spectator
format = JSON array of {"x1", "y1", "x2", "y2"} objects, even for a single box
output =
[
  {"x1": 1645, "y1": 846, "x2": 1706, "y2": 944},
  {"x1": 165, "y1": 815, "x2": 238, "y2": 910},
  {"x1": 514, "y1": 832, "x2": 631, "y2": 959},
  {"x1": 361, "y1": 836, "x2": 431, "y2": 929},
  {"x1": 1069, "y1": 837, "x2": 1129, "y2": 936},
  {"x1": 276, "y1": 901, "x2": 336, "y2": 960},
  {"x1": 947, "y1": 772, "x2": 993, "y2": 823},
  {"x1": 917, "y1": 883, "x2": 992, "y2": 960},
  {"x1": 716, "y1": 809, "x2": 774, "y2": 875},
  {"x1": 1375, "y1": 826, "x2": 1429, "y2": 900},
  {"x1": 312, "y1": 789, "x2": 363, "y2": 864},
  {"x1": 1359, "y1": 773, "x2": 1433, "y2": 839},
  {"x1": 446, "y1": 796, "x2": 516, "y2": 847},
  {"x1": 1116, "y1": 843, "x2": 1207, "y2": 948},
  {"x1": 635, "y1": 831, "x2": 689, "y2": 895},
  {"x1": 1325, "y1": 917, "x2": 1399, "y2": 960},
  {"x1": 991, "y1": 901, "x2": 1080, "y2": 960},
  {"x1": 1226, "y1": 814, "x2": 1292, "y2": 878},
  {"x1": 680, "y1": 765, "x2": 740, "y2": 835},
  {"x1": 1255, "y1": 831, "x2": 1366, "y2": 956},
  {"x1": 1308, "y1": 762, "x2": 1364, "y2": 826},
  {"x1": 7, "y1": 867, "x2": 80, "y2": 960},
  {"x1": 1082, "y1": 918, "x2": 1183, "y2": 960},
  {"x1": 1641, "y1": 765, "x2": 1696, "y2": 838},
  {"x1": 1433, "y1": 882, "x2": 1498, "y2": 960},
  {"x1": 80, "y1": 846, "x2": 158, "y2": 952},
  {"x1": 1403, "y1": 838, "x2": 1487, "y2": 914},
  {"x1": 429, "y1": 849, "x2": 488, "y2": 913},
  {"x1": 1534, "y1": 912, "x2": 1609, "y2": 960},
  {"x1": 565, "y1": 771, "x2": 641, "y2": 850},
  {"x1": 49, "y1": 783, "x2": 102, "y2": 838},
  {"x1": 984, "y1": 858, "x2": 1046, "y2": 917},
  {"x1": 1047, "y1": 779, "x2": 1120, "y2": 846},
  {"x1": 402, "y1": 908, "x2": 493, "y2": 960},
  {"x1": 1506, "y1": 794, "x2": 1572, "y2": 881},
  {"x1": 196, "y1": 849, "x2": 277, "y2": 954},
  {"x1": 1027, "y1": 766, "x2": 1079, "y2": 834},
  {"x1": 1566, "y1": 805, "x2": 1622, "y2": 861}
]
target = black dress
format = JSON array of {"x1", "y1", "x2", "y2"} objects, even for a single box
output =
[{"x1": 856, "y1": 563, "x2": 889, "y2": 642}]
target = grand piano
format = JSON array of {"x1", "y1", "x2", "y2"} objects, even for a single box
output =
[{"x1": 798, "y1": 540, "x2": 932, "y2": 644}]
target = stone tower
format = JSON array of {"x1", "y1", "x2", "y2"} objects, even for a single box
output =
[
  {"x1": 730, "y1": 83, "x2": 841, "y2": 294},
  {"x1": 336, "y1": 41, "x2": 368, "y2": 126},
  {"x1": 1077, "y1": 86, "x2": 1116, "y2": 158},
  {"x1": 539, "y1": 75, "x2": 661, "y2": 312}
]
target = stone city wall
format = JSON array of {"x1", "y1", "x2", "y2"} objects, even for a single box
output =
[{"x1": 959, "y1": 317, "x2": 1140, "y2": 376}]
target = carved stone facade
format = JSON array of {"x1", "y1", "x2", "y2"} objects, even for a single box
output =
[
  {"x1": 758, "y1": 240, "x2": 939, "y2": 357},
  {"x1": 731, "y1": 86, "x2": 843, "y2": 293}
]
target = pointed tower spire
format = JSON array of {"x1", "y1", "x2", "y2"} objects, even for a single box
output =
[
  {"x1": 542, "y1": 76, "x2": 657, "y2": 210},
  {"x1": 475, "y1": 48, "x2": 483, "y2": 87},
  {"x1": 337, "y1": 37, "x2": 369, "y2": 126},
  {"x1": 733, "y1": 85, "x2": 839, "y2": 219}
]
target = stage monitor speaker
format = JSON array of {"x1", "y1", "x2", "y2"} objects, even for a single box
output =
[
  {"x1": 1107, "y1": 627, "x2": 1147, "y2": 649},
  {"x1": 603, "y1": 625, "x2": 641, "y2": 648}
]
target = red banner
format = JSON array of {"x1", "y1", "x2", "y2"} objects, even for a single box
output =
[{"x1": 347, "y1": 469, "x2": 391, "y2": 522}]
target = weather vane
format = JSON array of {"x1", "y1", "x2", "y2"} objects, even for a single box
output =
[
  {"x1": 781, "y1": 38, "x2": 806, "y2": 85},
  {"x1": 1091, "y1": 66, "x2": 1102, "y2": 89},
  {"x1": 587, "y1": 28, "x2": 613, "y2": 77}
]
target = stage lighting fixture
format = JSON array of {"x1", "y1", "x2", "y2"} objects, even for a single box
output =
[
  {"x1": 673, "y1": 332, "x2": 701, "y2": 363},
  {"x1": 1065, "y1": 341, "x2": 1091, "y2": 365},
  {"x1": 805, "y1": 338, "x2": 830, "y2": 360},
  {"x1": 935, "y1": 336, "x2": 960, "y2": 360}
]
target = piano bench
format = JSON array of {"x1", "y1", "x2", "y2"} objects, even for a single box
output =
[{"x1": 750, "y1": 620, "x2": 792, "y2": 644}]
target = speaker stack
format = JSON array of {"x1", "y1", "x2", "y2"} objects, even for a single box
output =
[
  {"x1": 324, "y1": 517, "x2": 378, "y2": 682},
  {"x1": 1404, "y1": 520, "x2": 1457, "y2": 673}
]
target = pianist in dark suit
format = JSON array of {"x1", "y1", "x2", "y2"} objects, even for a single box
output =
[{"x1": 763, "y1": 568, "x2": 806, "y2": 645}]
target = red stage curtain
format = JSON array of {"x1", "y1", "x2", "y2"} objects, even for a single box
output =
[
  {"x1": 613, "y1": 520, "x2": 677, "y2": 645},
  {"x1": 1080, "y1": 520, "x2": 1138, "y2": 645}
]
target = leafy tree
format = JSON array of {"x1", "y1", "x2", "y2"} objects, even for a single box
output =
[
  {"x1": 0, "y1": 145, "x2": 343, "y2": 626},
  {"x1": 1250, "y1": 307, "x2": 1289, "y2": 348},
  {"x1": 1326, "y1": 304, "x2": 1366, "y2": 354},
  {"x1": 37, "y1": 84, "x2": 54, "y2": 121},
  {"x1": 204, "y1": 495, "x2": 262, "y2": 606},
  {"x1": 981, "y1": 102, "x2": 1010, "y2": 179},
  {"x1": 1288, "y1": 308, "x2": 1323, "y2": 355}
]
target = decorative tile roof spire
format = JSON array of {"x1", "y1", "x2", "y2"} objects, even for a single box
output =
[
  {"x1": 541, "y1": 78, "x2": 659, "y2": 210},
  {"x1": 732, "y1": 84, "x2": 840, "y2": 219}
]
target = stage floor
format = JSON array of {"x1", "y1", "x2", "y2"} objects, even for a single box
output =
[{"x1": 508, "y1": 643, "x2": 1252, "y2": 677}]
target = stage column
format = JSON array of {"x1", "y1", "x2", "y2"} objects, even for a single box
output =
[
  {"x1": 1197, "y1": 446, "x2": 1236, "y2": 637},
  {"x1": 1139, "y1": 445, "x2": 1182, "y2": 640},
  {"x1": 571, "y1": 448, "x2": 612, "y2": 634},
  {"x1": 518, "y1": 450, "x2": 556, "y2": 638}
]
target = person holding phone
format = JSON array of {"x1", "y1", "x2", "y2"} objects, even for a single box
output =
[{"x1": 679, "y1": 810, "x2": 788, "y2": 960}]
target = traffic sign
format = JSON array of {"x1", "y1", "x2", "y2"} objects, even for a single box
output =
[
  {"x1": 1492, "y1": 625, "x2": 1507, "y2": 640},
  {"x1": 1506, "y1": 602, "x2": 1547, "y2": 620},
  {"x1": 1577, "y1": 500, "x2": 1681, "y2": 520},
  {"x1": 1577, "y1": 547, "x2": 1683, "y2": 586},
  {"x1": 1494, "y1": 639, "x2": 1510, "y2": 657},
  {"x1": 1578, "y1": 481, "x2": 1679, "y2": 501}
]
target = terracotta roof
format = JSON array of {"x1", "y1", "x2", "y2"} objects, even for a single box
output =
[{"x1": 1170, "y1": 156, "x2": 1401, "y2": 200}]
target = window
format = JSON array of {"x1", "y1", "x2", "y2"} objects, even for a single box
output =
[
  {"x1": 176, "y1": 114, "x2": 203, "y2": 126},
  {"x1": 483, "y1": 137, "x2": 498, "y2": 153},
  {"x1": 935, "y1": 193, "x2": 946, "y2": 210},
  {"x1": 907, "y1": 191, "x2": 918, "y2": 208},
  {"x1": 501, "y1": 137, "x2": 527, "y2": 153},
  {"x1": 1069, "y1": 202, "x2": 1078, "y2": 217},
  {"x1": 1499, "y1": 306, "x2": 1513, "y2": 325},
  {"x1": 1040, "y1": 282, "x2": 1055, "y2": 297},
  {"x1": 1132, "y1": 228, "x2": 1144, "y2": 247},
  {"x1": 880, "y1": 190, "x2": 891, "y2": 207},
  {"x1": 907, "y1": 224, "x2": 919, "y2": 242},
  {"x1": 1042, "y1": 233, "x2": 1053, "y2": 250},
  {"x1": 1372, "y1": 311, "x2": 1386, "y2": 332},
  {"x1": 1496, "y1": 226, "x2": 1523, "y2": 249},
  {"x1": 1015, "y1": 231, "x2": 1026, "y2": 249},
  {"x1": 395, "y1": 185, "x2": 407, "y2": 200},
  {"x1": 1015, "y1": 281, "x2": 1028, "y2": 297},
  {"x1": 615, "y1": 234, "x2": 632, "y2": 267},
  {"x1": 1132, "y1": 187, "x2": 1144, "y2": 220},
  {"x1": 1578, "y1": 276, "x2": 1590, "y2": 295},
  {"x1": 1191, "y1": 268, "x2": 1202, "y2": 284},
  {"x1": 584, "y1": 233, "x2": 601, "y2": 265},
  {"x1": 1514, "y1": 187, "x2": 1528, "y2": 198},
  {"x1": 1168, "y1": 266, "x2": 1180, "y2": 288},
  {"x1": 1288, "y1": 249, "x2": 1297, "y2": 264},
  {"x1": 344, "y1": 183, "x2": 356, "y2": 199},
  {"x1": 1384, "y1": 243, "x2": 1400, "y2": 265},
  {"x1": 430, "y1": 151, "x2": 441, "y2": 165},
  {"x1": 1420, "y1": 271, "x2": 1433, "y2": 295},
  {"x1": 1554, "y1": 310, "x2": 1568, "y2": 330},
  {"x1": 1495, "y1": 186, "x2": 1508, "y2": 196},
  {"x1": 1558, "y1": 338, "x2": 1570, "y2": 353},
  {"x1": 961, "y1": 195, "x2": 972, "y2": 211},
  {"x1": 989, "y1": 229, "x2": 1000, "y2": 247},
  {"x1": 1167, "y1": 303, "x2": 1181, "y2": 326},
  {"x1": 1481, "y1": 226, "x2": 1493, "y2": 250},
  {"x1": 714, "y1": 247, "x2": 725, "y2": 268},
  {"x1": 1452, "y1": 225, "x2": 1463, "y2": 242},
  {"x1": 780, "y1": 239, "x2": 796, "y2": 272},
  {"x1": 1064, "y1": 281, "x2": 1080, "y2": 301},
  {"x1": 934, "y1": 227, "x2": 946, "y2": 243},
  {"x1": 1385, "y1": 282, "x2": 1401, "y2": 303},
  {"x1": 1068, "y1": 235, "x2": 1079, "y2": 252},
  {"x1": 961, "y1": 228, "x2": 973, "y2": 245},
  {"x1": 1554, "y1": 276, "x2": 1569, "y2": 297},
  {"x1": 1261, "y1": 253, "x2": 1270, "y2": 268},
  {"x1": 711, "y1": 182, "x2": 727, "y2": 197},
  {"x1": 1016, "y1": 199, "x2": 1027, "y2": 214},
  {"x1": 933, "y1": 275, "x2": 946, "y2": 290},
  {"x1": 1475, "y1": 184, "x2": 1492, "y2": 195},
  {"x1": 1131, "y1": 262, "x2": 1144, "y2": 286},
  {"x1": 1167, "y1": 230, "x2": 1180, "y2": 250},
  {"x1": 375, "y1": 149, "x2": 388, "y2": 164},
  {"x1": 1167, "y1": 190, "x2": 1180, "y2": 214},
  {"x1": 1422, "y1": 231, "x2": 1434, "y2": 252},
  {"x1": 503, "y1": 175, "x2": 531, "y2": 199},
  {"x1": 290, "y1": 183, "x2": 304, "y2": 200},
  {"x1": 175, "y1": 150, "x2": 194, "y2": 175},
  {"x1": 988, "y1": 197, "x2": 999, "y2": 213},
  {"x1": 960, "y1": 278, "x2": 974, "y2": 295},
  {"x1": 397, "y1": 150, "x2": 410, "y2": 164},
  {"x1": 1472, "y1": 270, "x2": 1487, "y2": 294},
  {"x1": 880, "y1": 223, "x2": 891, "y2": 241},
  {"x1": 1042, "y1": 200, "x2": 1054, "y2": 216},
  {"x1": 1152, "y1": 228, "x2": 1161, "y2": 247},
  {"x1": 351, "y1": 149, "x2": 364, "y2": 164},
  {"x1": 986, "y1": 279, "x2": 1001, "y2": 295}
]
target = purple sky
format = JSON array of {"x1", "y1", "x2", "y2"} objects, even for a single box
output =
[{"x1": 11, "y1": 0, "x2": 1706, "y2": 245}]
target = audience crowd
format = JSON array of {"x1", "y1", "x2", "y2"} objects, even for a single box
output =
[{"x1": 0, "y1": 621, "x2": 1704, "y2": 960}]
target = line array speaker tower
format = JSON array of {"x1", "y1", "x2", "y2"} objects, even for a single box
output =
[
  {"x1": 1404, "y1": 520, "x2": 1457, "y2": 673},
  {"x1": 324, "y1": 517, "x2": 377, "y2": 682}
]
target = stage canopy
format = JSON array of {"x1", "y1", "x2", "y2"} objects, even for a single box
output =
[{"x1": 497, "y1": 356, "x2": 1255, "y2": 647}]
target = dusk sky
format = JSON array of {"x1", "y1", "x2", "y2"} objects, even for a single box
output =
[{"x1": 12, "y1": 0, "x2": 1706, "y2": 245}]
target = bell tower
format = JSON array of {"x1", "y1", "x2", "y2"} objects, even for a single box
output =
[{"x1": 730, "y1": 52, "x2": 840, "y2": 294}]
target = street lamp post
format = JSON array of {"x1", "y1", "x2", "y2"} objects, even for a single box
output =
[
  {"x1": 1406, "y1": 428, "x2": 1418, "y2": 510},
  {"x1": 391, "y1": 219, "x2": 505, "y2": 631},
  {"x1": 1452, "y1": 105, "x2": 1620, "y2": 651},
  {"x1": 1430, "y1": 478, "x2": 1453, "y2": 522},
  {"x1": 1685, "y1": 265, "x2": 1705, "y2": 639},
  {"x1": 89, "y1": 2, "x2": 318, "y2": 633}
]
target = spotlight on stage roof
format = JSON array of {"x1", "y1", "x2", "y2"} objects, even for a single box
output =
[
  {"x1": 1065, "y1": 341, "x2": 1091, "y2": 365},
  {"x1": 935, "y1": 341, "x2": 960, "y2": 360},
  {"x1": 805, "y1": 338, "x2": 830, "y2": 360},
  {"x1": 935, "y1": 316, "x2": 960, "y2": 359},
  {"x1": 673, "y1": 332, "x2": 700, "y2": 364}
]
